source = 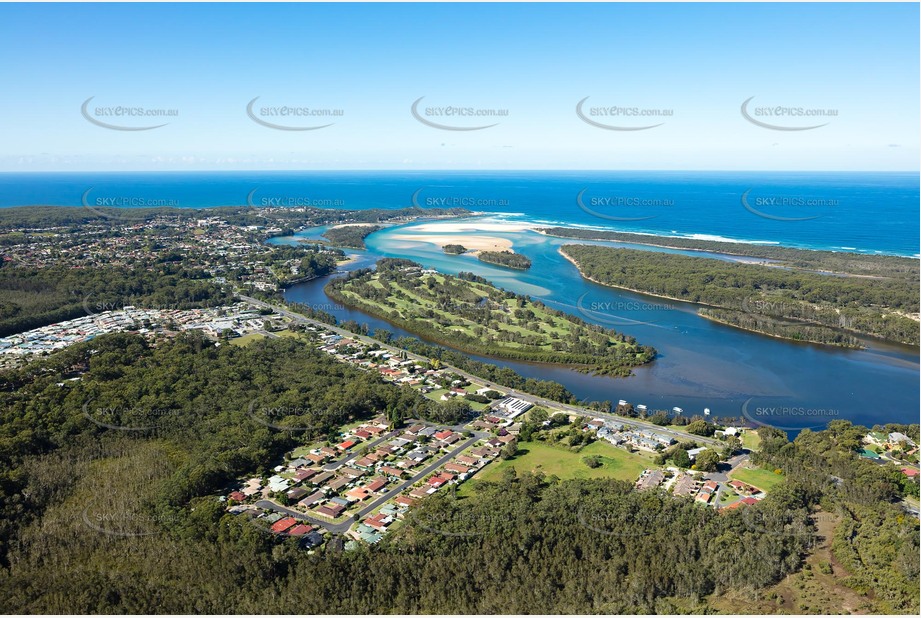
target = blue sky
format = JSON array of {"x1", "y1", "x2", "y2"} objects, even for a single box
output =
[{"x1": 0, "y1": 2, "x2": 917, "y2": 171}]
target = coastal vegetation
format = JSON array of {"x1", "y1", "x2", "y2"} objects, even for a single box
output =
[
  {"x1": 477, "y1": 250, "x2": 532, "y2": 270},
  {"x1": 698, "y1": 308, "x2": 862, "y2": 348},
  {"x1": 326, "y1": 258, "x2": 656, "y2": 376},
  {"x1": 442, "y1": 244, "x2": 467, "y2": 255},
  {"x1": 541, "y1": 226, "x2": 920, "y2": 280},
  {"x1": 560, "y1": 244, "x2": 919, "y2": 346},
  {"x1": 321, "y1": 224, "x2": 384, "y2": 249}
]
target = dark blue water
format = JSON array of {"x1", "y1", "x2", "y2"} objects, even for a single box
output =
[{"x1": 1, "y1": 171, "x2": 917, "y2": 256}]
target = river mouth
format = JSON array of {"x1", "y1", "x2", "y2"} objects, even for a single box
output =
[{"x1": 274, "y1": 221, "x2": 919, "y2": 429}]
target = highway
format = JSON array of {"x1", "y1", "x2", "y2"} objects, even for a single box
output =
[{"x1": 237, "y1": 293, "x2": 723, "y2": 448}]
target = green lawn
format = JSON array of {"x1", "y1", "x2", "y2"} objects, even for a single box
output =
[
  {"x1": 470, "y1": 440, "x2": 650, "y2": 486},
  {"x1": 729, "y1": 466, "x2": 785, "y2": 492},
  {"x1": 740, "y1": 430, "x2": 761, "y2": 451},
  {"x1": 276, "y1": 329, "x2": 308, "y2": 340},
  {"x1": 229, "y1": 332, "x2": 267, "y2": 347},
  {"x1": 422, "y1": 389, "x2": 449, "y2": 402}
]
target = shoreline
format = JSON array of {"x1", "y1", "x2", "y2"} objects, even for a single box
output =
[
  {"x1": 558, "y1": 248, "x2": 709, "y2": 308},
  {"x1": 557, "y1": 247, "x2": 887, "y2": 349},
  {"x1": 696, "y1": 311, "x2": 864, "y2": 350},
  {"x1": 532, "y1": 226, "x2": 919, "y2": 261}
]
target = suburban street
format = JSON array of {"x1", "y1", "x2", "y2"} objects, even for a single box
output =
[{"x1": 254, "y1": 431, "x2": 486, "y2": 534}]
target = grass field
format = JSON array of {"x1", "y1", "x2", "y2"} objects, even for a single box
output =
[
  {"x1": 467, "y1": 440, "x2": 650, "y2": 489},
  {"x1": 740, "y1": 429, "x2": 761, "y2": 451},
  {"x1": 229, "y1": 332, "x2": 267, "y2": 347},
  {"x1": 729, "y1": 466, "x2": 785, "y2": 492}
]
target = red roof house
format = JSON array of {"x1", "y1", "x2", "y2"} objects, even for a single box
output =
[{"x1": 270, "y1": 517, "x2": 298, "y2": 533}]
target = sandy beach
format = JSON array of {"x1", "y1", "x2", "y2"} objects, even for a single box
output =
[
  {"x1": 382, "y1": 220, "x2": 536, "y2": 253},
  {"x1": 327, "y1": 223, "x2": 384, "y2": 230},
  {"x1": 387, "y1": 233, "x2": 513, "y2": 253},
  {"x1": 406, "y1": 221, "x2": 535, "y2": 234}
]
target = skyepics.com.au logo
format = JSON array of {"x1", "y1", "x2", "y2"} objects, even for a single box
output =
[
  {"x1": 82, "y1": 498, "x2": 182, "y2": 537},
  {"x1": 577, "y1": 504, "x2": 706, "y2": 538},
  {"x1": 576, "y1": 188, "x2": 674, "y2": 222},
  {"x1": 247, "y1": 397, "x2": 338, "y2": 433},
  {"x1": 741, "y1": 189, "x2": 837, "y2": 222},
  {"x1": 740, "y1": 96, "x2": 837, "y2": 131},
  {"x1": 576, "y1": 97, "x2": 673, "y2": 131},
  {"x1": 739, "y1": 507, "x2": 833, "y2": 539},
  {"x1": 576, "y1": 293, "x2": 673, "y2": 329},
  {"x1": 410, "y1": 96, "x2": 508, "y2": 131},
  {"x1": 246, "y1": 96, "x2": 343, "y2": 131},
  {"x1": 81, "y1": 187, "x2": 178, "y2": 221},
  {"x1": 246, "y1": 188, "x2": 345, "y2": 208},
  {"x1": 286, "y1": 301, "x2": 346, "y2": 314},
  {"x1": 410, "y1": 188, "x2": 510, "y2": 209},
  {"x1": 82, "y1": 402, "x2": 185, "y2": 432},
  {"x1": 81, "y1": 96, "x2": 178, "y2": 131},
  {"x1": 739, "y1": 296, "x2": 796, "y2": 317},
  {"x1": 406, "y1": 506, "x2": 513, "y2": 538},
  {"x1": 740, "y1": 398, "x2": 840, "y2": 432},
  {"x1": 81, "y1": 294, "x2": 223, "y2": 318}
]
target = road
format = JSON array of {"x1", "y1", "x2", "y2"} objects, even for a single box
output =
[
  {"x1": 255, "y1": 430, "x2": 486, "y2": 534},
  {"x1": 238, "y1": 294, "x2": 722, "y2": 448}
]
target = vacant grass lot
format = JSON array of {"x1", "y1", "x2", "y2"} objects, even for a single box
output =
[
  {"x1": 468, "y1": 440, "x2": 650, "y2": 488},
  {"x1": 729, "y1": 466, "x2": 785, "y2": 492},
  {"x1": 229, "y1": 332, "x2": 267, "y2": 347}
]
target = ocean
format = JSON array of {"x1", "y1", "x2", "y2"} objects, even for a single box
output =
[{"x1": 1, "y1": 170, "x2": 918, "y2": 256}]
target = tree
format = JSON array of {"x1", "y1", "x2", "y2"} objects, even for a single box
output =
[
  {"x1": 527, "y1": 407, "x2": 549, "y2": 424},
  {"x1": 724, "y1": 436, "x2": 742, "y2": 456},
  {"x1": 672, "y1": 448, "x2": 691, "y2": 468},
  {"x1": 695, "y1": 449, "x2": 721, "y2": 472},
  {"x1": 686, "y1": 420, "x2": 716, "y2": 437},
  {"x1": 500, "y1": 438, "x2": 518, "y2": 460},
  {"x1": 583, "y1": 455, "x2": 602, "y2": 469}
]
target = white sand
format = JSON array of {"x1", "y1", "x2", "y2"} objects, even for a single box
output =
[
  {"x1": 328, "y1": 223, "x2": 383, "y2": 229},
  {"x1": 406, "y1": 221, "x2": 535, "y2": 234},
  {"x1": 387, "y1": 233, "x2": 513, "y2": 253}
]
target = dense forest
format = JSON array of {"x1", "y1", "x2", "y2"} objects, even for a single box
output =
[
  {"x1": 326, "y1": 259, "x2": 656, "y2": 376},
  {"x1": 561, "y1": 245, "x2": 919, "y2": 346},
  {"x1": 477, "y1": 250, "x2": 532, "y2": 270},
  {"x1": 0, "y1": 332, "x2": 915, "y2": 613},
  {"x1": 321, "y1": 225, "x2": 385, "y2": 249}
]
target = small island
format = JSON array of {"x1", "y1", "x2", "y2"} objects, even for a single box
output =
[
  {"x1": 442, "y1": 244, "x2": 467, "y2": 255},
  {"x1": 321, "y1": 224, "x2": 384, "y2": 249},
  {"x1": 325, "y1": 258, "x2": 656, "y2": 376},
  {"x1": 477, "y1": 250, "x2": 532, "y2": 270}
]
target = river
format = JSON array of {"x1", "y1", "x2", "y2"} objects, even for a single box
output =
[{"x1": 274, "y1": 220, "x2": 919, "y2": 431}]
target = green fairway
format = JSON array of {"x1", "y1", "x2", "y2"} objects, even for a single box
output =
[
  {"x1": 470, "y1": 440, "x2": 650, "y2": 485},
  {"x1": 326, "y1": 259, "x2": 656, "y2": 377},
  {"x1": 729, "y1": 466, "x2": 785, "y2": 492}
]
